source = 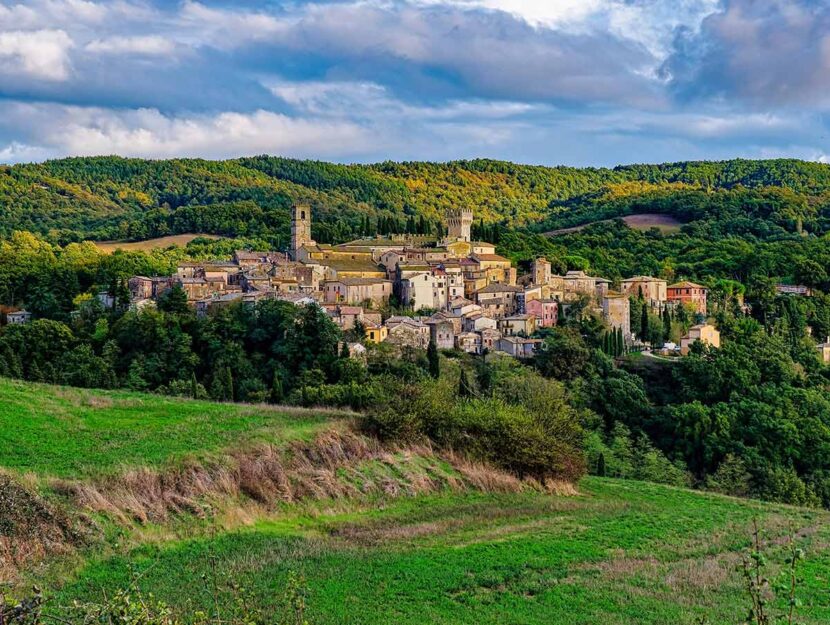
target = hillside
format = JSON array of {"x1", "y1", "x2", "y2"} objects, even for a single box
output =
[
  {"x1": 3, "y1": 379, "x2": 830, "y2": 624},
  {"x1": 3, "y1": 156, "x2": 830, "y2": 244}
]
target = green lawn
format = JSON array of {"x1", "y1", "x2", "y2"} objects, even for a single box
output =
[
  {"x1": 52, "y1": 479, "x2": 830, "y2": 625},
  {"x1": 0, "y1": 377, "x2": 345, "y2": 478}
]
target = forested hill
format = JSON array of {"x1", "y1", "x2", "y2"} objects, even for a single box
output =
[{"x1": 2, "y1": 156, "x2": 830, "y2": 244}]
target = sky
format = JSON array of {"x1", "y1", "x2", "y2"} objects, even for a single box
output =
[{"x1": 0, "y1": 0, "x2": 829, "y2": 167}]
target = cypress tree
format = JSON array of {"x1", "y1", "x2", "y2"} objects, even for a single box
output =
[
  {"x1": 223, "y1": 366, "x2": 234, "y2": 402},
  {"x1": 597, "y1": 452, "x2": 607, "y2": 477},
  {"x1": 271, "y1": 373, "x2": 284, "y2": 404},
  {"x1": 459, "y1": 369, "x2": 474, "y2": 398},
  {"x1": 617, "y1": 327, "x2": 624, "y2": 356},
  {"x1": 662, "y1": 307, "x2": 672, "y2": 342},
  {"x1": 640, "y1": 306, "x2": 649, "y2": 342},
  {"x1": 427, "y1": 339, "x2": 440, "y2": 379},
  {"x1": 190, "y1": 372, "x2": 199, "y2": 399}
]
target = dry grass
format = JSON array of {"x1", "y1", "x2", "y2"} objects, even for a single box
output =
[
  {"x1": 53, "y1": 430, "x2": 548, "y2": 527},
  {"x1": 0, "y1": 472, "x2": 84, "y2": 584},
  {"x1": 92, "y1": 233, "x2": 220, "y2": 253}
]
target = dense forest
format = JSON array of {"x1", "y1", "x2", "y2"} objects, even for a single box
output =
[
  {"x1": 2, "y1": 156, "x2": 830, "y2": 510},
  {"x1": 4, "y1": 156, "x2": 830, "y2": 246}
]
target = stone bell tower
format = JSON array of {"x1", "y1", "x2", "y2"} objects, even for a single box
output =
[{"x1": 290, "y1": 202, "x2": 315, "y2": 260}]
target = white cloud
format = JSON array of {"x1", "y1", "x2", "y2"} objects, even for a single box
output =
[
  {"x1": 0, "y1": 104, "x2": 374, "y2": 160},
  {"x1": 86, "y1": 35, "x2": 176, "y2": 56},
  {"x1": 0, "y1": 29, "x2": 73, "y2": 80},
  {"x1": 177, "y1": 0, "x2": 287, "y2": 48},
  {"x1": 0, "y1": 0, "x2": 108, "y2": 29},
  {"x1": 0, "y1": 141, "x2": 52, "y2": 163},
  {"x1": 407, "y1": 0, "x2": 606, "y2": 29},
  {"x1": 269, "y1": 79, "x2": 539, "y2": 121}
]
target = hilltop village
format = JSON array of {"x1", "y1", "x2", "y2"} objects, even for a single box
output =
[{"x1": 97, "y1": 205, "x2": 728, "y2": 359}]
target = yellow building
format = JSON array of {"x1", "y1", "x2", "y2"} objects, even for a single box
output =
[
  {"x1": 365, "y1": 324, "x2": 388, "y2": 344},
  {"x1": 817, "y1": 338, "x2": 830, "y2": 364},
  {"x1": 681, "y1": 324, "x2": 721, "y2": 355}
]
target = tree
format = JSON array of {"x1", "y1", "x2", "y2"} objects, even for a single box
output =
[
  {"x1": 640, "y1": 305, "x2": 649, "y2": 342},
  {"x1": 158, "y1": 283, "x2": 190, "y2": 315},
  {"x1": 534, "y1": 327, "x2": 591, "y2": 380},
  {"x1": 427, "y1": 339, "x2": 440, "y2": 379},
  {"x1": 458, "y1": 368, "x2": 474, "y2": 398},
  {"x1": 662, "y1": 307, "x2": 672, "y2": 342},
  {"x1": 271, "y1": 372, "x2": 284, "y2": 404}
]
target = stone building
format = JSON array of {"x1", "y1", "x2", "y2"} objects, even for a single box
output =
[
  {"x1": 668, "y1": 281, "x2": 708, "y2": 316},
  {"x1": 621, "y1": 276, "x2": 667, "y2": 305},
  {"x1": 602, "y1": 292, "x2": 631, "y2": 339},
  {"x1": 290, "y1": 203, "x2": 315, "y2": 260},
  {"x1": 446, "y1": 208, "x2": 473, "y2": 243},
  {"x1": 681, "y1": 324, "x2": 720, "y2": 355}
]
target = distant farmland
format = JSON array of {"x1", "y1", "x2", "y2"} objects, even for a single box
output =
[
  {"x1": 546, "y1": 213, "x2": 683, "y2": 236},
  {"x1": 93, "y1": 233, "x2": 220, "y2": 253}
]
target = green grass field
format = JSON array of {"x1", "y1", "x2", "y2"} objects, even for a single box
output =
[
  {"x1": 3, "y1": 378, "x2": 829, "y2": 624},
  {"x1": 51, "y1": 480, "x2": 830, "y2": 625},
  {"x1": 0, "y1": 377, "x2": 346, "y2": 478}
]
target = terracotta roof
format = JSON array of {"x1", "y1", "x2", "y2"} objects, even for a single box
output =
[
  {"x1": 476, "y1": 283, "x2": 523, "y2": 294},
  {"x1": 622, "y1": 275, "x2": 666, "y2": 283},
  {"x1": 669, "y1": 281, "x2": 705, "y2": 289}
]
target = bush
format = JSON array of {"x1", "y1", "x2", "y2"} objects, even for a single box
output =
[{"x1": 362, "y1": 368, "x2": 585, "y2": 482}]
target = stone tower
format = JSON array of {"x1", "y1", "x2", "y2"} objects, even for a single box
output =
[
  {"x1": 532, "y1": 257, "x2": 552, "y2": 286},
  {"x1": 446, "y1": 208, "x2": 473, "y2": 243},
  {"x1": 290, "y1": 202, "x2": 315, "y2": 260}
]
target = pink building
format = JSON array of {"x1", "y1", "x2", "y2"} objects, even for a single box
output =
[{"x1": 526, "y1": 298, "x2": 558, "y2": 328}]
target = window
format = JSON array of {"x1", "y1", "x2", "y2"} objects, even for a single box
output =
[{"x1": 301, "y1": 211, "x2": 306, "y2": 220}]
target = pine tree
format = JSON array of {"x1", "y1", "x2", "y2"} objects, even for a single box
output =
[{"x1": 427, "y1": 339, "x2": 440, "y2": 379}]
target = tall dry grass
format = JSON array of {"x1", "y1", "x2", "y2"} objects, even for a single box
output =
[{"x1": 53, "y1": 430, "x2": 562, "y2": 526}]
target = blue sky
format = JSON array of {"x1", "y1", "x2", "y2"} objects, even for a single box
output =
[{"x1": 0, "y1": 0, "x2": 829, "y2": 166}]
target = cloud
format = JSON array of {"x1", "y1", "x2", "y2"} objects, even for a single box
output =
[
  {"x1": 268, "y1": 79, "x2": 539, "y2": 121},
  {"x1": 273, "y1": 2, "x2": 660, "y2": 106},
  {"x1": 665, "y1": 0, "x2": 830, "y2": 107},
  {"x1": 406, "y1": 0, "x2": 606, "y2": 29},
  {"x1": 0, "y1": 0, "x2": 827, "y2": 167},
  {"x1": 0, "y1": 103, "x2": 374, "y2": 160},
  {"x1": 85, "y1": 35, "x2": 177, "y2": 56},
  {"x1": 0, "y1": 29, "x2": 73, "y2": 80}
]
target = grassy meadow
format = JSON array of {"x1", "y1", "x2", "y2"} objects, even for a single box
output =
[
  {"x1": 2, "y1": 378, "x2": 830, "y2": 624},
  {"x1": 51, "y1": 479, "x2": 830, "y2": 625},
  {"x1": 0, "y1": 377, "x2": 346, "y2": 478}
]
